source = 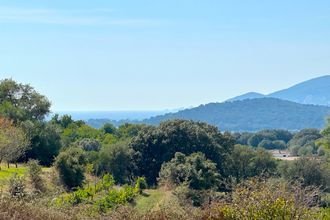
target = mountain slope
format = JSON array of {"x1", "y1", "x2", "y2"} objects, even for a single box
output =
[
  {"x1": 269, "y1": 75, "x2": 330, "y2": 106},
  {"x1": 227, "y1": 75, "x2": 330, "y2": 105},
  {"x1": 144, "y1": 98, "x2": 330, "y2": 131},
  {"x1": 226, "y1": 92, "x2": 265, "y2": 102}
]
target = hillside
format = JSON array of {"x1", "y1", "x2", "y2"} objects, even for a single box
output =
[
  {"x1": 144, "y1": 98, "x2": 330, "y2": 131},
  {"x1": 227, "y1": 75, "x2": 330, "y2": 106},
  {"x1": 269, "y1": 75, "x2": 330, "y2": 106},
  {"x1": 226, "y1": 92, "x2": 265, "y2": 102}
]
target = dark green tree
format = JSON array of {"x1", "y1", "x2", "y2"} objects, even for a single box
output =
[
  {"x1": 159, "y1": 152, "x2": 221, "y2": 190},
  {"x1": 54, "y1": 148, "x2": 86, "y2": 190},
  {"x1": 130, "y1": 120, "x2": 234, "y2": 184},
  {"x1": 25, "y1": 122, "x2": 62, "y2": 166},
  {"x1": 95, "y1": 142, "x2": 134, "y2": 184},
  {"x1": 101, "y1": 123, "x2": 117, "y2": 135},
  {"x1": 0, "y1": 79, "x2": 51, "y2": 122},
  {"x1": 228, "y1": 145, "x2": 277, "y2": 180}
]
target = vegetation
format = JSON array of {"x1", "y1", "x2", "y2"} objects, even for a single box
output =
[
  {"x1": 0, "y1": 79, "x2": 329, "y2": 219},
  {"x1": 0, "y1": 117, "x2": 30, "y2": 167},
  {"x1": 143, "y1": 98, "x2": 330, "y2": 131},
  {"x1": 54, "y1": 147, "x2": 86, "y2": 190}
]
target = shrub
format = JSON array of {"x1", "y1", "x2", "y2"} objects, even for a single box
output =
[
  {"x1": 8, "y1": 173, "x2": 26, "y2": 198},
  {"x1": 76, "y1": 138, "x2": 101, "y2": 152},
  {"x1": 95, "y1": 142, "x2": 134, "y2": 184},
  {"x1": 208, "y1": 179, "x2": 322, "y2": 220},
  {"x1": 279, "y1": 157, "x2": 330, "y2": 189},
  {"x1": 159, "y1": 152, "x2": 221, "y2": 190},
  {"x1": 54, "y1": 147, "x2": 86, "y2": 190},
  {"x1": 27, "y1": 159, "x2": 44, "y2": 192},
  {"x1": 174, "y1": 184, "x2": 213, "y2": 207},
  {"x1": 134, "y1": 177, "x2": 148, "y2": 194}
]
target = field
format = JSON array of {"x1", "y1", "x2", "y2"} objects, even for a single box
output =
[
  {"x1": 0, "y1": 163, "x2": 51, "y2": 190},
  {"x1": 0, "y1": 164, "x2": 27, "y2": 186}
]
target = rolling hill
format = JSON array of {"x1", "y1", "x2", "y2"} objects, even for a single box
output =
[
  {"x1": 228, "y1": 75, "x2": 330, "y2": 106},
  {"x1": 143, "y1": 98, "x2": 330, "y2": 131}
]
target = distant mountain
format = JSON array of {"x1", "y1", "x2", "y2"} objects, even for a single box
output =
[
  {"x1": 143, "y1": 98, "x2": 330, "y2": 131},
  {"x1": 269, "y1": 75, "x2": 330, "y2": 106},
  {"x1": 227, "y1": 92, "x2": 265, "y2": 102},
  {"x1": 227, "y1": 75, "x2": 330, "y2": 106}
]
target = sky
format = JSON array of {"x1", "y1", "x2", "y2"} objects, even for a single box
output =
[{"x1": 1, "y1": 0, "x2": 330, "y2": 111}]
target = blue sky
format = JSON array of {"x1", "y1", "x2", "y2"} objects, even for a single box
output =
[{"x1": 1, "y1": 0, "x2": 330, "y2": 111}]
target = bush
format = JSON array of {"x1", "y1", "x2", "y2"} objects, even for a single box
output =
[
  {"x1": 228, "y1": 145, "x2": 277, "y2": 181},
  {"x1": 174, "y1": 184, "x2": 214, "y2": 207},
  {"x1": 208, "y1": 179, "x2": 322, "y2": 220},
  {"x1": 95, "y1": 142, "x2": 134, "y2": 184},
  {"x1": 54, "y1": 147, "x2": 86, "y2": 190},
  {"x1": 76, "y1": 138, "x2": 101, "y2": 152},
  {"x1": 27, "y1": 159, "x2": 44, "y2": 192},
  {"x1": 159, "y1": 152, "x2": 221, "y2": 190},
  {"x1": 279, "y1": 157, "x2": 330, "y2": 189},
  {"x1": 8, "y1": 173, "x2": 26, "y2": 198},
  {"x1": 135, "y1": 177, "x2": 148, "y2": 194}
]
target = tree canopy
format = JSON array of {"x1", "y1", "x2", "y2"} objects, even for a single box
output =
[{"x1": 130, "y1": 120, "x2": 235, "y2": 184}]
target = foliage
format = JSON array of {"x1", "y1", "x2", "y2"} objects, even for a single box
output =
[
  {"x1": 233, "y1": 132, "x2": 253, "y2": 145},
  {"x1": 8, "y1": 173, "x2": 26, "y2": 198},
  {"x1": 25, "y1": 121, "x2": 62, "y2": 166},
  {"x1": 55, "y1": 174, "x2": 141, "y2": 214},
  {"x1": 319, "y1": 117, "x2": 330, "y2": 150},
  {"x1": 131, "y1": 120, "x2": 234, "y2": 184},
  {"x1": 95, "y1": 141, "x2": 134, "y2": 184},
  {"x1": 51, "y1": 114, "x2": 74, "y2": 129},
  {"x1": 0, "y1": 78, "x2": 51, "y2": 122},
  {"x1": 54, "y1": 147, "x2": 87, "y2": 190},
  {"x1": 258, "y1": 139, "x2": 286, "y2": 149},
  {"x1": 0, "y1": 117, "x2": 30, "y2": 165},
  {"x1": 279, "y1": 157, "x2": 330, "y2": 189},
  {"x1": 0, "y1": 197, "x2": 75, "y2": 220},
  {"x1": 61, "y1": 122, "x2": 100, "y2": 147},
  {"x1": 246, "y1": 129, "x2": 292, "y2": 148},
  {"x1": 159, "y1": 152, "x2": 221, "y2": 190},
  {"x1": 228, "y1": 145, "x2": 277, "y2": 181},
  {"x1": 135, "y1": 177, "x2": 148, "y2": 194},
  {"x1": 288, "y1": 129, "x2": 322, "y2": 156},
  {"x1": 101, "y1": 123, "x2": 117, "y2": 134},
  {"x1": 213, "y1": 179, "x2": 322, "y2": 220},
  {"x1": 76, "y1": 138, "x2": 101, "y2": 152},
  {"x1": 117, "y1": 123, "x2": 146, "y2": 139},
  {"x1": 27, "y1": 159, "x2": 44, "y2": 192},
  {"x1": 143, "y1": 98, "x2": 330, "y2": 131}
]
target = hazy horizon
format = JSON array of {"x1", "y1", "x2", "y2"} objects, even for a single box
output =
[{"x1": 1, "y1": 0, "x2": 330, "y2": 111}]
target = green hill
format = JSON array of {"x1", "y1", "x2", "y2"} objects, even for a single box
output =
[{"x1": 143, "y1": 98, "x2": 330, "y2": 131}]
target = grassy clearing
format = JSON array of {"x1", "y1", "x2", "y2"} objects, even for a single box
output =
[
  {"x1": 134, "y1": 189, "x2": 170, "y2": 214},
  {"x1": 0, "y1": 164, "x2": 27, "y2": 179},
  {"x1": 0, "y1": 163, "x2": 51, "y2": 189}
]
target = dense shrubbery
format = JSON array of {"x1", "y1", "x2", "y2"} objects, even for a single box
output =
[
  {"x1": 208, "y1": 179, "x2": 326, "y2": 220},
  {"x1": 279, "y1": 157, "x2": 330, "y2": 189},
  {"x1": 228, "y1": 145, "x2": 277, "y2": 181}
]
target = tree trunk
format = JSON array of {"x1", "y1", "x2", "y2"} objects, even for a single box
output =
[
  {"x1": 15, "y1": 163, "x2": 18, "y2": 168},
  {"x1": 7, "y1": 163, "x2": 9, "y2": 169}
]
